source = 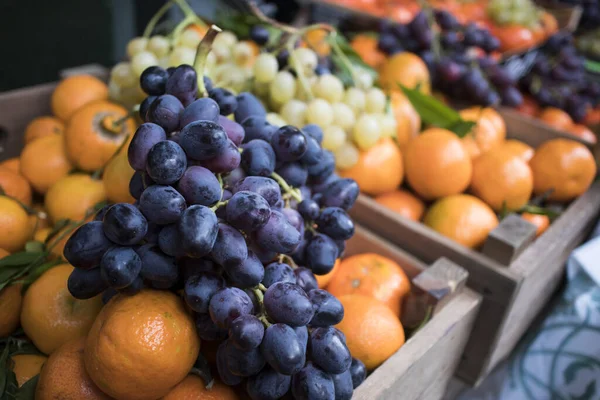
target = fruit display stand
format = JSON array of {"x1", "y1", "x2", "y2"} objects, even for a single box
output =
[{"x1": 349, "y1": 115, "x2": 600, "y2": 386}]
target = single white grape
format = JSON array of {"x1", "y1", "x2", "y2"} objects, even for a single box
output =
[
  {"x1": 291, "y1": 48, "x2": 318, "y2": 75},
  {"x1": 178, "y1": 29, "x2": 202, "y2": 49},
  {"x1": 266, "y1": 112, "x2": 287, "y2": 127},
  {"x1": 355, "y1": 69, "x2": 373, "y2": 90},
  {"x1": 331, "y1": 102, "x2": 356, "y2": 132},
  {"x1": 148, "y1": 35, "x2": 170, "y2": 58},
  {"x1": 335, "y1": 142, "x2": 360, "y2": 169},
  {"x1": 344, "y1": 87, "x2": 366, "y2": 113},
  {"x1": 315, "y1": 74, "x2": 344, "y2": 103},
  {"x1": 214, "y1": 31, "x2": 238, "y2": 49},
  {"x1": 228, "y1": 66, "x2": 253, "y2": 93},
  {"x1": 204, "y1": 52, "x2": 217, "y2": 76},
  {"x1": 211, "y1": 45, "x2": 232, "y2": 63},
  {"x1": 168, "y1": 47, "x2": 195, "y2": 67},
  {"x1": 269, "y1": 71, "x2": 297, "y2": 105},
  {"x1": 253, "y1": 80, "x2": 271, "y2": 98},
  {"x1": 280, "y1": 100, "x2": 308, "y2": 127},
  {"x1": 306, "y1": 98, "x2": 334, "y2": 127},
  {"x1": 253, "y1": 53, "x2": 278, "y2": 83},
  {"x1": 127, "y1": 37, "x2": 148, "y2": 58},
  {"x1": 353, "y1": 114, "x2": 381, "y2": 150},
  {"x1": 379, "y1": 113, "x2": 398, "y2": 138},
  {"x1": 110, "y1": 62, "x2": 136, "y2": 88},
  {"x1": 232, "y1": 41, "x2": 254, "y2": 66},
  {"x1": 322, "y1": 125, "x2": 347, "y2": 151},
  {"x1": 131, "y1": 51, "x2": 159, "y2": 77},
  {"x1": 296, "y1": 75, "x2": 318, "y2": 102},
  {"x1": 365, "y1": 88, "x2": 387, "y2": 114}
]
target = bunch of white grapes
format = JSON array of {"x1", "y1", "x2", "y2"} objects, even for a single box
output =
[
  {"x1": 251, "y1": 47, "x2": 397, "y2": 170},
  {"x1": 109, "y1": 28, "x2": 258, "y2": 109}
]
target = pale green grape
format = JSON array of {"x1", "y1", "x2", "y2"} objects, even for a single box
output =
[
  {"x1": 332, "y1": 103, "x2": 356, "y2": 132},
  {"x1": 253, "y1": 53, "x2": 278, "y2": 83},
  {"x1": 212, "y1": 45, "x2": 232, "y2": 63},
  {"x1": 365, "y1": 88, "x2": 387, "y2": 114},
  {"x1": 131, "y1": 51, "x2": 159, "y2": 77},
  {"x1": 232, "y1": 41, "x2": 254, "y2": 66},
  {"x1": 111, "y1": 62, "x2": 136, "y2": 88},
  {"x1": 148, "y1": 35, "x2": 170, "y2": 58},
  {"x1": 269, "y1": 71, "x2": 297, "y2": 105},
  {"x1": 291, "y1": 48, "x2": 318, "y2": 76},
  {"x1": 322, "y1": 126, "x2": 347, "y2": 151},
  {"x1": 108, "y1": 81, "x2": 121, "y2": 102},
  {"x1": 306, "y1": 99, "x2": 334, "y2": 127},
  {"x1": 344, "y1": 87, "x2": 366, "y2": 114},
  {"x1": 253, "y1": 80, "x2": 271, "y2": 98},
  {"x1": 127, "y1": 37, "x2": 148, "y2": 58},
  {"x1": 379, "y1": 114, "x2": 398, "y2": 138},
  {"x1": 158, "y1": 57, "x2": 170, "y2": 69},
  {"x1": 214, "y1": 31, "x2": 238, "y2": 49},
  {"x1": 352, "y1": 114, "x2": 381, "y2": 150},
  {"x1": 280, "y1": 100, "x2": 308, "y2": 127},
  {"x1": 204, "y1": 52, "x2": 217, "y2": 77},
  {"x1": 267, "y1": 112, "x2": 287, "y2": 127},
  {"x1": 168, "y1": 47, "x2": 195, "y2": 67},
  {"x1": 335, "y1": 142, "x2": 360, "y2": 170},
  {"x1": 355, "y1": 70, "x2": 373, "y2": 90},
  {"x1": 315, "y1": 74, "x2": 344, "y2": 103},
  {"x1": 178, "y1": 29, "x2": 202, "y2": 49}
]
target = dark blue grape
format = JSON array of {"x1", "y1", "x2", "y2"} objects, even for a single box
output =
[
  {"x1": 390, "y1": 23, "x2": 410, "y2": 39},
  {"x1": 147, "y1": 94, "x2": 184, "y2": 132},
  {"x1": 333, "y1": 239, "x2": 346, "y2": 258},
  {"x1": 298, "y1": 200, "x2": 320, "y2": 221},
  {"x1": 225, "y1": 339, "x2": 265, "y2": 377},
  {"x1": 294, "y1": 267, "x2": 318, "y2": 293},
  {"x1": 320, "y1": 178, "x2": 359, "y2": 211},
  {"x1": 64, "y1": 221, "x2": 112, "y2": 270},
  {"x1": 377, "y1": 33, "x2": 402, "y2": 55},
  {"x1": 500, "y1": 86, "x2": 524, "y2": 107},
  {"x1": 230, "y1": 314, "x2": 264, "y2": 351},
  {"x1": 275, "y1": 162, "x2": 308, "y2": 187},
  {"x1": 195, "y1": 312, "x2": 228, "y2": 341},
  {"x1": 241, "y1": 116, "x2": 277, "y2": 143},
  {"x1": 139, "y1": 245, "x2": 179, "y2": 284},
  {"x1": 264, "y1": 282, "x2": 314, "y2": 326},
  {"x1": 247, "y1": 367, "x2": 291, "y2": 400},
  {"x1": 176, "y1": 166, "x2": 222, "y2": 206},
  {"x1": 139, "y1": 95, "x2": 156, "y2": 122},
  {"x1": 294, "y1": 325, "x2": 309, "y2": 351},
  {"x1": 165, "y1": 64, "x2": 197, "y2": 106},
  {"x1": 277, "y1": 49, "x2": 289, "y2": 69},
  {"x1": 184, "y1": 272, "x2": 225, "y2": 313},
  {"x1": 307, "y1": 150, "x2": 335, "y2": 183},
  {"x1": 209, "y1": 287, "x2": 254, "y2": 328},
  {"x1": 310, "y1": 327, "x2": 351, "y2": 374},
  {"x1": 210, "y1": 223, "x2": 248, "y2": 268},
  {"x1": 270, "y1": 125, "x2": 308, "y2": 162},
  {"x1": 157, "y1": 224, "x2": 184, "y2": 257},
  {"x1": 203, "y1": 76, "x2": 214, "y2": 91},
  {"x1": 216, "y1": 190, "x2": 231, "y2": 220},
  {"x1": 302, "y1": 124, "x2": 323, "y2": 144},
  {"x1": 225, "y1": 250, "x2": 264, "y2": 288},
  {"x1": 349, "y1": 358, "x2": 367, "y2": 388},
  {"x1": 140, "y1": 66, "x2": 168, "y2": 95},
  {"x1": 234, "y1": 92, "x2": 267, "y2": 123},
  {"x1": 300, "y1": 136, "x2": 321, "y2": 165},
  {"x1": 179, "y1": 98, "x2": 220, "y2": 128},
  {"x1": 261, "y1": 323, "x2": 306, "y2": 375},
  {"x1": 67, "y1": 268, "x2": 108, "y2": 299},
  {"x1": 333, "y1": 370, "x2": 353, "y2": 400},
  {"x1": 487, "y1": 65, "x2": 516, "y2": 88},
  {"x1": 463, "y1": 24, "x2": 485, "y2": 47},
  {"x1": 315, "y1": 65, "x2": 331, "y2": 75},
  {"x1": 483, "y1": 35, "x2": 500, "y2": 52},
  {"x1": 178, "y1": 205, "x2": 219, "y2": 258},
  {"x1": 216, "y1": 341, "x2": 243, "y2": 386},
  {"x1": 209, "y1": 87, "x2": 238, "y2": 116},
  {"x1": 233, "y1": 176, "x2": 281, "y2": 207},
  {"x1": 180, "y1": 120, "x2": 228, "y2": 161},
  {"x1": 128, "y1": 123, "x2": 167, "y2": 171},
  {"x1": 309, "y1": 289, "x2": 344, "y2": 327},
  {"x1": 254, "y1": 210, "x2": 301, "y2": 253},
  {"x1": 241, "y1": 139, "x2": 276, "y2": 177},
  {"x1": 250, "y1": 25, "x2": 270, "y2": 45},
  {"x1": 200, "y1": 139, "x2": 241, "y2": 173},
  {"x1": 306, "y1": 234, "x2": 338, "y2": 275},
  {"x1": 435, "y1": 10, "x2": 459, "y2": 29},
  {"x1": 281, "y1": 208, "x2": 304, "y2": 236},
  {"x1": 316, "y1": 207, "x2": 354, "y2": 240},
  {"x1": 291, "y1": 362, "x2": 335, "y2": 400},
  {"x1": 219, "y1": 115, "x2": 245, "y2": 146},
  {"x1": 129, "y1": 171, "x2": 145, "y2": 200},
  {"x1": 102, "y1": 203, "x2": 148, "y2": 246},
  {"x1": 179, "y1": 257, "x2": 220, "y2": 279},
  {"x1": 146, "y1": 140, "x2": 187, "y2": 184},
  {"x1": 118, "y1": 276, "x2": 144, "y2": 295},
  {"x1": 100, "y1": 247, "x2": 142, "y2": 289},
  {"x1": 226, "y1": 191, "x2": 271, "y2": 232},
  {"x1": 139, "y1": 185, "x2": 186, "y2": 225},
  {"x1": 437, "y1": 58, "x2": 465, "y2": 83},
  {"x1": 263, "y1": 262, "x2": 295, "y2": 287}
]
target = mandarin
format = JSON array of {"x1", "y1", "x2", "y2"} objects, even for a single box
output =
[
  {"x1": 0, "y1": 196, "x2": 31, "y2": 252},
  {"x1": 20, "y1": 134, "x2": 73, "y2": 194},
  {"x1": 51, "y1": 75, "x2": 109, "y2": 121},
  {"x1": 45, "y1": 173, "x2": 106, "y2": 223},
  {"x1": 378, "y1": 52, "x2": 431, "y2": 94},
  {"x1": 0, "y1": 166, "x2": 32, "y2": 206},
  {"x1": 0, "y1": 282, "x2": 22, "y2": 338},
  {"x1": 374, "y1": 189, "x2": 425, "y2": 221},
  {"x1": 161, "y1": 375, "x2": 239, "y2": 400},
  {"x1": 24, "y1": 116, "x2": 64, "y2": 144}
]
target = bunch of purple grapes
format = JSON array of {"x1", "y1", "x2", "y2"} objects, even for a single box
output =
[
  {"x1": 377, "y1": 10, "x2": 524, "y2": 107},
  {"x1": 520, "y1": 31, "x2": 600, "y2": 122},
  {"x1": 63, "y1": 60, "x2": 367, "y2": 399}
]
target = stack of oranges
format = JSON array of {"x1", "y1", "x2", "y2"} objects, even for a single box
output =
[{"x1": 340, "y1": 105, "x2": 597, "y2": 250}]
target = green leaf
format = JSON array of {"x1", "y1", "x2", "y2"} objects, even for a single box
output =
[
  {"x1": 519, "y1": 205, "x2": 561, "y2": 219},
  {"x1": 447, "y1": 120, "x2": 477, "y2": 138},
  {"x1": 328, "y1": 34, "x2": 378, "y2": 86},
  {"x1": 0, "y1": 253, "x2": 45, "y2": 269},
  {"x1": 24, "y1": 242, "x2": 44, "y2": 254},
  {"x1": 0, "y1": 344, "x2": 18, "y2": 398},
  {"x1": 16, "y1": 374, "x2": 38, "y2": 400},
  {"x1": 20, "y1": 260, "x2": 63, "y2": 291},
  {"x1": 584, "y1": 59, "x2": 600, "y2": 74},
  {"x1": 0, "y1": 266, "x2": 25, "y2": 290}
]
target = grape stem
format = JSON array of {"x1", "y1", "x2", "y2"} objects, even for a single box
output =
[
  {"x1": 285, "y1": 37, "x2": 314, "y2": 101},
  {"x1": 143, "y1": 0, "x2": 176, "y2": 38},
  {"x1": 173, "y1": 0, "x2": 206, "y2": 27},
  {"x1": 258, "y1": 283, "x2": 268, "y2": 292},
  {"x1": 209, "y1": 199, "x2": 228, "y2": 212},
  {"x1": 194, "y1": 25, "x2": 222, "y2": 98},
  {"x1": 281, "y1": 254, "x2": 299, "y2": 270},
  {"x1": 327, "y1": 30, "x2": 360, "y2": 85},
  {"x1": 270, "y1": 172, "x2": 302, "y2": 203}
]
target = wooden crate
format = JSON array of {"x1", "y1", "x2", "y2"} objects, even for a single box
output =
[{"x1": 350, "y1": 115, "x2": 600, "y2": 386}]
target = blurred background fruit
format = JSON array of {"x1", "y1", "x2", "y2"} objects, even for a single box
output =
[
  {"x1": 51, "y1": 75, "x2": 109, "y2": 121},
  {"x1": 19, "y1": 134, "x2": 73, "y2": 194},
  {"x1": 0, "y1": 196, "x2": 32, "y2": 252},
  {"x1": 374, "y1": 190, "x2": 425, "y2": 221},
  {"x1": 0, "y1": 166, "x2": 32, "y2": 206},
  {"x1": 24, "y1": 116, "x2": 64, "y2": 144},
  {"x1": 161, "y1": 375, "x2": 240, "y2": 400},
  {"x1": 45, "y1": 174, "x2": 107, "y2": 223},
  {"x1": 0, "y1": 280, "x2": 22, "y2": 338}
]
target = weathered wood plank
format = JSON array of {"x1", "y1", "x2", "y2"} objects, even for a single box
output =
[{"x1": 481, "y1": 214, "x2": 537, "y2": 266}]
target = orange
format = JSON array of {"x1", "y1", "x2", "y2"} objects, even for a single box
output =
[
  {"x1": 304, "y1": 28, "x2": 331, "y2": 57},
  {"x1": 329, "y1": 253, "x2": 411, "y2": 317},
  {"x1": 459, "y1": 106, "x2": 506, "y2": 159},
  {"x1": 374, "y1": 189, "x2": 425, "y2": 221},
  {"x1": 404, "y1": 128, "x2": 472, "y2": 200},
  {"x1": 516, "y1": 95, "x2": 540, "y2": 117},
  {"x1": 336, "y1": 294, "x2": 404, "y2": 370},
  {"x1": 20, "y1": 134, "x2": 73, "y2": 194},
  {"x1": 567, "y1": 124, "x2": 597, "y2": 145},
  {"x1": 65, "y1": 101, "x2": 135, "y2": 172},
  {"x1": 36, "y1": 337, "x2": 113, "y2": 400},
  {"x1": 51, "y1": 75, "x2": 109, "y2": 121},
  {"x1": 350, "y1": 34, "x2": 386, "y2": 69},
  {"x1": 0, "y1": 166, "x2": 32, "y2": 206},
  {"x1": 0, "y1": 157, "x2": 20, "y2": 173},
  {"x1": 0, "y1": 196, "x2": 31, "y2": 252},
  {"x1": 339, "y1": 137, "x2": 403, "y2": 196},
  {"x1": 11, "y1": 354, "x2": 47, "y2": 387},
  {"x1": 20, "y1": 264, "x2": 103, "y2": 354},
  {"x1": 521, "y1": 212, "x2": 550, "y2": 237},
  {"x1": 24, "y1": 116, "x2": 64, "y2": 144},
  {"x1": 316, "y1": 258, "x2": 340, "y2": 289},
  {"x1": 0, "y1": 248, "x2": 8, "y2": 258},
  {"x1": 470, "y1": 147, "x2": 534, "y2": 212},
  {"x1": 103, "y1": 148, "x2": 135, "y2": 203},
  {"x1": 424, "y1": 194, "x2": 499, "y2": 249},
  {"x1": 34, "y1": 227, "x2": 52, "y2": 243},
  {"x1": 0, "y1": 282, "x2": 22, "y2": 338},
  {"x1": 45, "y1": 173, "x2": 106, "y2": 223},
  {"x1": 85, "y1": 289, "x2": 200, "y2": 400},
  {"x1": 501, "y1": 139, "x2": 534, "y2": 162},
  {"x1": 538, "y1": 107, "x2": 573, "y2": 131},
  {"x1": 390, "y1": 90, "x2": 421, "y2": 152},
  {"x1": 378, "y1": 52, "x2": 431, "y2": 94},
  {"x1": 530, "y1": 139, "x2": 596, "y2": 202},
  {"x1": 161, "y1": 375, "x2": 239, "y2": 400},
  {"x1": 491, "y1": 24, "x2": 536, "y2": 53}
]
